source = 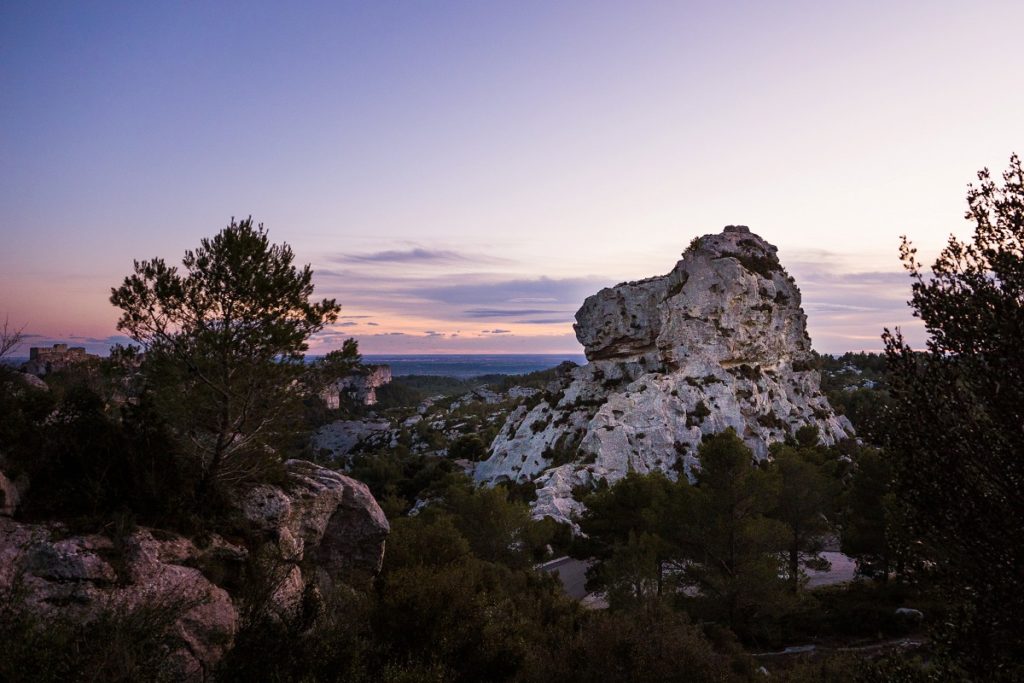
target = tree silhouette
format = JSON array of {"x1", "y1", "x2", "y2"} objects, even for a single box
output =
[
  {"x1": 883, "y1": 154, "x2": 1024, "y2": 678},
  {"x1": 111, "y1": 218, "x2": 339, "y2": 497}
]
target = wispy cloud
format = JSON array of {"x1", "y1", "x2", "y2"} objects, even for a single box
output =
[
  {"x1": 414, "y1": 277, "x2": 604, "y2": 307},
  {"x1": 312, "y1": 270, "x2": 608, "y2": 328},
  {"x1": 785, "y1": 260, "x2": 920, "y2": 351},
  {"x1": 464, "y1": 308, "x2": 568, "y2": 318},
  {"x1": 514, "y1": 317, "x2": 575, "y2": 325},
  {"x1": 331, "y1": 247, "x2": 507, "y2": 266}
]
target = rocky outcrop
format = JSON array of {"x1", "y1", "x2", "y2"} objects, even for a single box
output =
[
  {"x1": 0, "y1": 519, "x2": 239, "y2": 679},
  {"x1": 241, "y1": 459, "x2": 390, "y2": 601},
  {"x1": 0, "y1": 459, "x2": 389, "y2": 679},
  {"x1": 321, "y1": 365, "x2": 392, "y2": 408},
  {"x1": 475, "y1": 226, "x2": 853, "y2": 524},
  {"x1": 14, "y1": 371, "x2": 49, "y2": 392},
  {"x1": 313, "y1": 418, "x2": 393, "y2": 460}
]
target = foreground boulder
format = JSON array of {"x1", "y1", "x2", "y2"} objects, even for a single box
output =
[
  {"x1": 0, "y1": 459, "x2": 389, "y2": 679},
  {"x1": 0, "y1": 520, "x2": 238, "y2": 679},
  {"x1": 241, "y1": 459, "x2": 390, "y2": 612},
  {"x1": 475, "y1": 226, "x2": 853, "y2": 523}
]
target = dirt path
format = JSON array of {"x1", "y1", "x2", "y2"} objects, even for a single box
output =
[{"x1": 752, "y1": 636, "x2": 928, "y2": 657}]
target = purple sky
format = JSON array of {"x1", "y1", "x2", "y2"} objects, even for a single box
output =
[{"x1": 2, "y1": 1, "x2": 1022, "y2": 355}]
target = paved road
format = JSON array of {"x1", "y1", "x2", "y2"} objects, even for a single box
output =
[
  {"x1": 805, "y1": 551, "x2": 858, "y2": 588},
  {"x1": 539, "y1": 557, "x2": 592, "y2": 599},
  {"x1": 541, "y1": 551, "x2": 859, "y2": 603}
]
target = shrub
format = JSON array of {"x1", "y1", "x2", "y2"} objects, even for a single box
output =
[
  {"x1": 448, "y1": 434, "x2": 488, "y2": 461},
  {"x1": 0, "y1": 581, "x2": 193, "y2": 683}
]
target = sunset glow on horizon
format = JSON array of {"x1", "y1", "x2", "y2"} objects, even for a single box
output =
[{"x1": 3, "y1": 1, "x2": 1022, "y2": 355}]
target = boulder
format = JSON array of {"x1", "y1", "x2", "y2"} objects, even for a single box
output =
[
  {"x1": 241, "y1": 459, "x2": 390, "y2": 608},
  {"x1": 895, "y1": 607, "x2": 924, "y2": 623},
  {"x1": 475, "y1": 226, "x2": 854, "y2": 524},
  {"x1": 15, "y1": 371, "x2": 49, "y2": 392},
  {"x1": 0, "y1": 458, "x2": 389, "y2": 678},
  {"x1": 312, "y1": 418, "x2": 392, "y2": 461}
]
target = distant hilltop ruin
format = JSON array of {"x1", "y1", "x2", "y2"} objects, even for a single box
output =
[{"x1": 22, "y1": 343, "x2": 99, "y2": 376}]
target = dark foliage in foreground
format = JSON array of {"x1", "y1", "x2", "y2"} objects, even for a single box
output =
[
  {"x1": 110, "y1": 218, "x2": 339, "y2": 499},
  {"x1": 0, "y1": 580, "x2": 192, "y2": 683},
  {"x1": 216, "y1": 496, "x2": 752, "y2": 683},
  {"x1": 884, "y1": 154, "x2": 1024, "y2": 680}
]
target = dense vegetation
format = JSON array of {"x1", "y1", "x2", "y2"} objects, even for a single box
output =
[{"x1": 882, "y1": 154, "x2": 1024, "y2": 680}]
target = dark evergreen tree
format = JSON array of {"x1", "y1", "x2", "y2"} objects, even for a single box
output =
[
  {"x1": 769, "y1": 444, "x2": 833, "y2": 592},
  {"x1": 841, "y1": 447, "x2": 901, "y2": 580},
  {"x1": 110, "y1": 218, "x2": 339, "y2": 498},
  {"x1": 883, "y1": 154, "x2": 1024, "y2": 679},
  {"x1": 683, "y1": 430, "x2": 790, "y2": 636}
]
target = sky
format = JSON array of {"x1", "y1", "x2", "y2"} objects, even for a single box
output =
[{"x1": 2, "y1": 1, "x2": 1022, "y2": 355}]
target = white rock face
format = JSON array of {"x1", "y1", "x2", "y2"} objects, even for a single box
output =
[
  {"x1": 241, "y1": 459, "x2": 390, "y2": 595},
  {"x1": 312, "y1": 418, "x2": 392, "y2": 458},
  {"x1": 321, "y1": 365, "x2": 393, "y2": 408},
  {"x1": 475, "y1": 226, "x2": 853, "y2": 524}
]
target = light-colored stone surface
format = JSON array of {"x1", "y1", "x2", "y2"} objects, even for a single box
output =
[
  {"x1": 321, "y1": 365, "x2": 392, "y2": 408},
  {"x1": 312, "y1": 418, "x2": 392, "y2": 459},
  {"x1": 14, "y1": 371, "x2": 49, "y2": 392},
  {"x1": 475, "y1": 226, "x2": 853, "y2": 524}
]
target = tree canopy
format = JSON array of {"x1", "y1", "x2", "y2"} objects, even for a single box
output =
[
  {"x1": 110, "y1": 218, "x2": 340, "y2": 496},
  {"x1": 883, "y1": 154, "x2": 1024, "y2": 679}
]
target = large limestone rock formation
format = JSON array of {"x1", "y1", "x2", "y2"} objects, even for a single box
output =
[
  {"x1": 0, "y1": 459, "x2": 389, "y2": 680},
  {"x1": 475, "y1": 226, "x2": 853, "y2": 524}
]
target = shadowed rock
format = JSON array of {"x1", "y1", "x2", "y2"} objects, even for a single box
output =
[{"x1": 0, "y1": 458, "x2": 389, "y2": 680}]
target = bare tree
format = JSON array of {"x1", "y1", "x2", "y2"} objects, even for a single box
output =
[{"x1": 0, "y1": 315, "x2": 26, "y2": 360}]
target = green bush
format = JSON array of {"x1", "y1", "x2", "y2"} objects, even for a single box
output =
[{"x1": 448, "y1": 434, "x2": 488, "y2": 461}]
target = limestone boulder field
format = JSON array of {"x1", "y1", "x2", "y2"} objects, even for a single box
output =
[
  {"x1": 475, "y1": 226, "x2": 854, "y2": 524},
  {"x1": 0, "y1": 459, "x2": 389, "y2": 680}
]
